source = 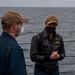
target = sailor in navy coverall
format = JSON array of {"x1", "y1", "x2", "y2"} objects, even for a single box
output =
[{"x1": 0, "y1": 11, "x2": 29, "y2": 75}]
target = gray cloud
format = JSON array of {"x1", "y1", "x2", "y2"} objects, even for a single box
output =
[{"x1": 0, "y1": 0, "x2": 75, "y2": 7}]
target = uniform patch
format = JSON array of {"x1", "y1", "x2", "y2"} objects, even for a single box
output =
[{"x1": 55, "y1": 41, "x2": 60, "y2": 45}]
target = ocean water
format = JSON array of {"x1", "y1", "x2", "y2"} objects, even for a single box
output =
[{"x1": 0, "y1": 7, "x2": 75, "y2": 75}]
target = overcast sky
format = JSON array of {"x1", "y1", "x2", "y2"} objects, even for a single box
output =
[{"x1": 0, "y1": 0, "x2": 75, "y2": 7}]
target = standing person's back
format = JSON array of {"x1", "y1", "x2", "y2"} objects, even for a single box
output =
[
  {"x1": 0, "y1": 32, "x2": 25, "y2": 75},
  {"x1": 0, "y1": 11, "x2": 29, "y2": 75}
]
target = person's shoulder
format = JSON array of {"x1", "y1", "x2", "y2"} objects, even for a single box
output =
[
  {"x1": 4, "y1": 38, "x2": 20, "y2": 49},
  {"x1": 56, "y1": 33, "x2": 63, "y2": 39},
  {"x1": 32, "y1": 31, "x2": 43, "y2": 39},
  {"x1": 7, "y1": 42, "x2": 22, "y2": 53},
  {"x1": 56, "y1": 33, "x2": 62, "y2": 36},
  {"x1": 0, "y1": 35, "x2": 22, "y2": 52}
]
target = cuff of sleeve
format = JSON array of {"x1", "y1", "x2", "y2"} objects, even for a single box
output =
[{"x1": 58, "y1": 54, "x2": 62, "y2": 60}]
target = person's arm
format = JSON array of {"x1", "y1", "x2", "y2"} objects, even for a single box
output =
[
  {"x1": 8, "y1": 47, "x2": 27, "y2": 75},
  {"x1": 50, "y1": 37, "x2": 65, "y2": 61},
  {"x1": 58, "y1": 37, "x2": 65, "y2": 60},
  {"x1": 30, "y1": 36, "x2": 50, "y2": 62}
]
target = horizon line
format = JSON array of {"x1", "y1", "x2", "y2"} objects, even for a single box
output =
[{"x1": 0, "y1": 6, "x2": 75, "y2": 8}]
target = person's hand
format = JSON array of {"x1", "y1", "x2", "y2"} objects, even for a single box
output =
[
  {"x1": 55, "y1": 54, "x2": 60, "y2": 59},
  {"x1": 51, "y1": 51, "x2": 58, "y2": 56},
  {"x1": 50, "y1": 51, "x2": 60, "y2": 60},
  {"x1": 50, "y1": 54, "x2": 56, "y2": 59}
]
